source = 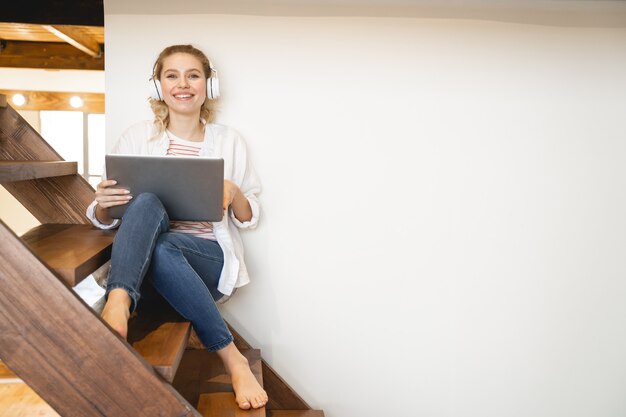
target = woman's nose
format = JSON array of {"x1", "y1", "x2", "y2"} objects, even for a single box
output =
[{"x1": 178, "y1": 77, "x2": 189, "y2": 88}]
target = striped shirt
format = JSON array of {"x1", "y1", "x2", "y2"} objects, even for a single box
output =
[{"x1": 166, "y1": 131, "x2": 216, "y2": 241}]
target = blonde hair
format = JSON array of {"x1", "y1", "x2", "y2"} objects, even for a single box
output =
[{"x1": 149, "y1": 45, "x2": 217, "y2": 136}]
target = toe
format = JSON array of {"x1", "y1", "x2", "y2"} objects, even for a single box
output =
[
  {"x1": 235, "y1": 397, "x2": 252, "y2": 410},
  {"x1": 253, "y1": 395, "x2": 267, "y2": 408}
]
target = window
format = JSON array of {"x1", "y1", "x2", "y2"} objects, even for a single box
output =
[{"x1": 40, "y1": 111, "x2": 105, "y2": 189}]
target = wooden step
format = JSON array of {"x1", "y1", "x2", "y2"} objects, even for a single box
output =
[
  {"x1": 21, "y1": 224, "x2": 115, "y2": 287},
  {"x1": 0, "y1": 160, "x2": 77, "y2": 182},
  {"x1": 127, "y1": 294, "x2": 192, "y2": 383},
  {"x1": 173, "y1": 348, "x2": 263, "y2": 406},
  {"x1": 131, "y1": 322, "x2": 191, "y2": 383},
  {"x1": 0, "y1": 360, "x2": 21, "y2": 383},
  {"x1": 197, "y1": 392, "x2": 265, "y2": 417},
  {"x1": 268, "y1": 411, "x2": 325, "y2": 417}
]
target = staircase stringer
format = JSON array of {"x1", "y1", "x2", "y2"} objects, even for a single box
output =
[{"x1": 0, "y1": 219, "x2": 202, "y2": 417}]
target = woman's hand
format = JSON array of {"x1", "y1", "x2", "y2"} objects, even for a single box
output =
[
  {"x1": 223, "y1": 179, "x2": 238, "y2": 211},
  {"x1": 94, "y1": 179, "x2": 132, "y2": 224},
  {"x1": 223, "y1": 179, "x2": 252, "y2": 222},
  {"x1": 95, "y1": 179, "x2": 132, "y2": 208}
]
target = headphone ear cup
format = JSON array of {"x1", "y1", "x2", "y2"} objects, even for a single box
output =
[
  {"x1": 207, "y1": 76, "x2": 220, "y2": 100},
  {"x1": 149, "y1": 79, "x2": 163, "y2": 101}
]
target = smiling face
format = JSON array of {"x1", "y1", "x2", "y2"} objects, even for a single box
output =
[{"x1": 158, "y1": 52, "x2": 207, "y2": 118}]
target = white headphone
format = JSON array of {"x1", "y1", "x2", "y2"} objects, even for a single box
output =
[{"x1": 149, "y1": 60, "x2": 220, "y2": 101}]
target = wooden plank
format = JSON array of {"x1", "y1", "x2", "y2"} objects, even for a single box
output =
[
  {"x1": 21, "y1": 224, "x2": 114, "y2": 286},
  {"x1": 268, "y1": 411, "x2": 324, "y2": 417},
  {"x1": 2, "y1": 176, "x2": 95, "y2": 224},
  {"x1": 130, "y1": 321, "x2": 191, "y2": 383},
  {"x1": 128, "y1": 295, "x2": 192, "y2": 383},
  {"x1": 43, "y1": 25, "x2": 101, "y2": 57},
  {"x1": 0, "y1": 161, "x2": 77, "y2": 182},
  {"x1": 0, "y1": 90, "x2": 105, "y2": 113},
  {"x1": 197, "y1": 392, "x2": 265, "y2": 417},
  {"x1": 0, "y1": 23, "x2": 104, "y2": 44},
  {"x1": 2, "y1": 1, "x2": 104, "y2": 26},
  {"x1": 0, "y1": 361, "x2": 17, "y2": 379},
  {"x1": 0, "y1": 40, "x2": 104, "y2": 70},
  {"x1": 0, "y1": 23, "x2": 69, "y2": 43},
  {"x1": 0, "y1": 361, "x2": 21, "y2": 383},
  {"x1": 0, "y1": 219, "x2": 201, "y2": 417},
  {"x1": 173, "y1": 349, "x2": 263, "y2": 407}
]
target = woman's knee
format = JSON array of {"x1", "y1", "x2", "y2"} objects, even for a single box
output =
[
  {"x1": 123, "y1": 192, "x2": 167, "y2": 220},
  {"x1": 131, "y1": 192, "x2": 161, "y2": 209}
]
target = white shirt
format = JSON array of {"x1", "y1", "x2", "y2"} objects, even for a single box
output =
[{"x1": 86, "y1": 120, "x2": 261, "y2": 296}]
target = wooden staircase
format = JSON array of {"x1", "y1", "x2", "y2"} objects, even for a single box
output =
[{"x1": 0, "y1": 94, "x2": 324, "y2": 417}]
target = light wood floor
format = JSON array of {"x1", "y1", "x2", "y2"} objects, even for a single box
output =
[{"x1": 0, "y1": 361, "x2": 59, "y2": 417}]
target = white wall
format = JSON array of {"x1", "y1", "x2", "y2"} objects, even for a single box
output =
[
  {"x1": 0, "y1": 68, "x2": 105, "y2": 93},
  {"x1": 105, "y1": 14, "x2": 626, "y2": 417}
]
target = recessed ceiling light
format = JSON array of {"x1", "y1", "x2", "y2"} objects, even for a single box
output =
[
  {"x1": 70, "y1": 96, "x2": 84, "y2": 108},
  {"x1": 12, "y1": 94, "x2": 26, "y2": 106}
]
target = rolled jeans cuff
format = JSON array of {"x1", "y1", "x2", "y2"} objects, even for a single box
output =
[
  {"x1": 105, "y1": 283, "x2": 141, "y2": 313},
  {"x1": 205, "y1": 334, "x2": 234, "y2": 352}
]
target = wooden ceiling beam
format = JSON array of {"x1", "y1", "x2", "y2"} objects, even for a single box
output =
[
  {"x1": 0, "y1": 90, "x2": 104, "y2": 113},
  {"x1": 3, "y1": 1, "x2": 104, "y2": 26},
  {"x1": 0, "y1": 41, "x2": 104, "y2": 71},
  {"x1": 42, "y1": 25, "x2": 101, "y2": 57},
  {"x1": 0, "y1": 23, "x2": 104, "y2": 44}
]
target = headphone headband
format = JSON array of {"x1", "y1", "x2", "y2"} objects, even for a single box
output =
[{"x1": 151, "y1": 58, "x2": 216, "y2": 79}]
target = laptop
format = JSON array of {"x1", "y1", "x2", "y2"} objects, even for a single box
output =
[{"x1": 105, "y1": 154, "x2": 224, "y2": 221}]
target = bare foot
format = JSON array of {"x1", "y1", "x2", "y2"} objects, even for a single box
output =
[
  {"x1": 218, "y1": 343, "x2": 268, "y2": 410},
  {"x1": 230, "y1": 358, "x2": 268, "y2": 410},
  {"x1": 101, "y1": 288, "x2": 131, "y2": 339}
]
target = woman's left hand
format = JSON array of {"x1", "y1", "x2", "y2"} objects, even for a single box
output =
[
  {"x1": 223, "y1": 179, "x2": 253, "y2": 222},
  {"x1": 223, "y1": 179, "x2": 239, "y2": 211}
]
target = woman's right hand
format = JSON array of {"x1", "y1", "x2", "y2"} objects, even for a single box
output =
[{"x1": 95, "y1": 179, "x2": 132, "y2": 208}]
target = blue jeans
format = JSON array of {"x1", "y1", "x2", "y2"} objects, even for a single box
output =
[{"x1": 106, "y1": 192, "x2": 233, "y2": 351}]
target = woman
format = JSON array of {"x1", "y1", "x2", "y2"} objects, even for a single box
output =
[{"x1": 86, "y1": 44, "x2": 267, "y2": 410}]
